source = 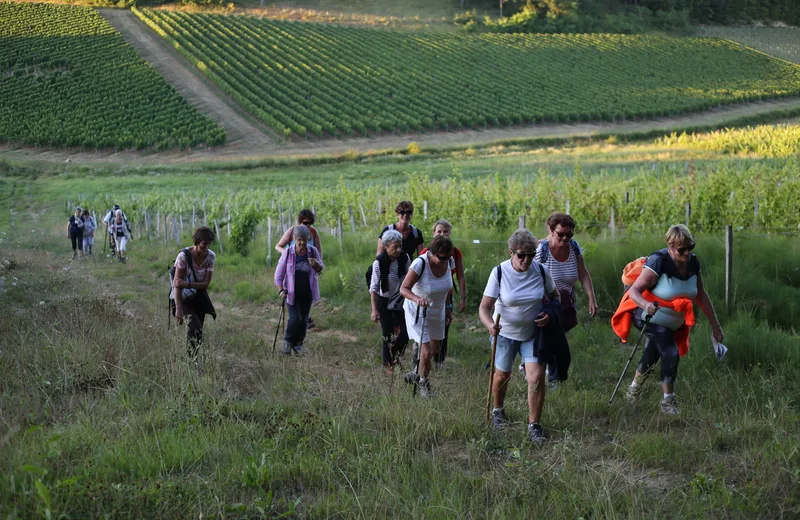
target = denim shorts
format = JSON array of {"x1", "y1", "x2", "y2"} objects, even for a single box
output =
[{"x1": 491, "y1": 335, "x2": 539, "y2": 373}]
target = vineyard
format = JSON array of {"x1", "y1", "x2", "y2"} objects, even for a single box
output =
[
  {"x1": 695, "y1": 26, "x2": 800, "y2": 65},
  {"x1": 66, "y1": 158, "x2": 800, "y2": 256},
  {"x1": 658, "y1": 122, "x2": 800, "y2": 157},
  {"x1": 133, "y1": 8, "x2": 800, "y2": 140},
  {"x1": 0, "y1": 3, "x2": 225, "y2": 150}
]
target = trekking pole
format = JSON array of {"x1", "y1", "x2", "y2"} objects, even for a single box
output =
[
  {"x1": 412, "y1": 304, "x2": 427, "y2": 398},
  {"x1": 485, "y1": 314, "x2": 501, "y2": 424},
  {"x1": 271, "y1": 297, "x2": 286, "y2": 356},
  {"x1": 608, "y1": 305, "x2": 656, "y2": 405}
]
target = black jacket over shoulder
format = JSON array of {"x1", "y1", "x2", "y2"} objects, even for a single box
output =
[{"x1": 534, "y1": 300, "x2": 571, "y2": 381}]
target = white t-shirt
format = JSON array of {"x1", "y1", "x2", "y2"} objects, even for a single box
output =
[{"x1": 483, "y1": 259, "x2": 556, "y2": 342}]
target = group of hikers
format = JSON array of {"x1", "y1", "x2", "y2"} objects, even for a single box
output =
[
  {"x1": 67, "y1": 204, "x2": 132, "y2": 262},
  {"x1": 163, "y1": 199, "x2": 725, "y2": 445}
]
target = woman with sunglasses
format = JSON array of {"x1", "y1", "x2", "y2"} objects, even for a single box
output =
[
  {"x1": 623, "y1": 224, "x2": 724, "y2": 415},
  {"x1": 377, "y1": 201, "x2": 424, "y2": 259},
  {"x1": 479, "y1": 229, "x2": 559, "y2": 445},
  {"x1": 529, "y1": 212, "x2": 597, "y2": 384},
  {"x1": 399, "y1": 235, "x2": 455, "y2": 398},
  {"x1": 276, "y1": 209, "x2": 322, "y2": 329}
]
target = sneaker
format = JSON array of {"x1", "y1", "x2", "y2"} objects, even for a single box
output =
[
  {"x1": 306, "y1": 317, "x2": 315, "y2": 330},
  {"x1": 660, "y1": 395, "x2": 679, "y2": 415},
  {"x1": 491, "y1": 408, "x2": 510, "y2": 430},
  {"x1": 527, "y1": 422, "x2": 547, "y2": 446},
  {"x1": 417, "y1": 378, "x2": 434, "y2": 398},
  {"x1": 547, "y1": 380, "x2": 558, "y2": 393},
  {"x1": 518, "y1": 363, "x2": 526, "y2": 377},
  {"x1": 403, "y1": 365, "x2": 419, "y2": 385},
  {"x1": 625, "y1": 382, "x2": 642, "y2": 403},
  {"x1": 281, "y1": 342, "x2": 293, "y2": 355},
  {"x1": 292, "y1": 343, "x2": 309, "y2": 357}
]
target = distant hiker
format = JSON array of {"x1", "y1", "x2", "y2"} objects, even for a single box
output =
[
  {"x1": 275, "y1": 209, "x2": 322, "y2": 330},
  {"x1": 377, "y1": 200, "x2": 424, "y2": 259},
  {"x1": 369, "y1": 229, "x2": 411, "y2": 374},
  {"x1": 172, "y1": 226, "x2": 217, "y2": 361},
  {"x1": 274, "y1": 225, "x2": 324, "y2": 356},
  {"x1": 67, "y1": 206, "x2": 85, "y2": 260},
  {"x1": 524, "y1": 212, "x2": 597, "y2": 385},
  {"x1": 103, "y1": 204, "x2": 131, "y2": 256},
  {"x1": 419, "y1": 219, "x2": 466, "y2": 370},
  {"x1": 81, "y1": 209, "x2": 96, "y2": 256},
  {"x1": 399, "y1": 236, "x2": 454, "y2": 398},
  {"x1": 109, "y1": 209, "x2": 130, "y2": 263},
  {"x1": 612, "y1": 224, "x2": 724, "y2": 415},
  {"x1": 479, "y1": 229, "x2": 561, "y2": 445}
]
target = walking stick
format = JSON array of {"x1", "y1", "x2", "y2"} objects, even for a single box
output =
[
  {"x1": 485, "y1": 314, "x2": 501, "y2": 424},
  {"x1": 272, "y1": 297, "x2": 286, "y2": 356},
  {"x1": 412, "y1": 304, "x2": 427, "y2": 397},
  {"x1": 608, "y1": 307, "x2": 656, "y2": 405}
]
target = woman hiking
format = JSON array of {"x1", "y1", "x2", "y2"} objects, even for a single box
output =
[
  {"x1": 109, "y1": 209, "x2": 130, "y2": 263},
  {"x1": 399, "y1": 235, "x2": 454, "y2": 398},
  {"x1": 275, "y1": 225, "x2": 324, "y2": 356},
  {"x1": 172, "y1": 226, "x2": 217, "y2": 362},
  {"x1": 613, "y1": 224, "x2": 724, "y2": 415},
  {"x1": 479, "y1": 229, "x2": 560, "y2": 445},
  {"x1": 275, "y1": 209, "x2": 323, "y2": 329},
  {"x1": 377, "y1": 200, "x2": 424, "y2": 259},
  {"x1": 66, "y1": 206, "x2": 85, "y2": 261},
  {"x1": 369, "y1": 229, "x2": 411, "y2": 374},
  {"x1": 81, "y1": 209, "x2": 97, "y2": 256}
]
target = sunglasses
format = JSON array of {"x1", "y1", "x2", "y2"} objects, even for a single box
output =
[
  {"x1": 675, "y1": 243, "x2": 695, "y2": 255},
  {"x1": 397, "y1": 210, "x2": 413, "y2": 216},
  {"x1": 513, "y1": 251, "x2": 536, "y2": 259},
  {"x1": 301, "y1": 221, "x2": 313, "y2": 226},
  {"x1": 556, "y1": 231, "x2": 574, "y2": 239}
]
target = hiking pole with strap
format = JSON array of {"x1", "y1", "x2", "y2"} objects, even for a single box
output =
[
  {"x1": 485, "y1": 314, "x2": 502, "y2": 424},
  {"x1": 412, "y1": 303, "x2": 427, "y2": 397},
  {"x1": 609, "y1": 304, "x2": 657, "y2": 405},
  {"x1": 272, "y1": 296, "x2": 286, "y2": 356}
]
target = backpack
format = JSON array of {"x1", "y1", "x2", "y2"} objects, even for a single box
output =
[
  {"x1": 537, "y1": 239, "x2": 581, "y2": 264},
  {"x1": 388, "y1": 223, "x2": 422, "y2": 247},
  {"x1": 365, "y1": 252, "x2": 411, "y2": 290}
]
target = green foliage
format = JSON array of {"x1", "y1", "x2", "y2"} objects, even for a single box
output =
[
  {"x1": 659, "y1": 123, "x2": 800, "y2": 158},
  {"x1": 0, "y1": 3, "x2": 225, "y2": 150},
  {"x1": 135, "y1": 8, "x2": 800, "y2": 138},
  {"x1": 229, "y1": 206, "x2": 260, "y2": 255}
]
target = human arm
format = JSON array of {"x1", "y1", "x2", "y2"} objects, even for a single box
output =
[
  {"x1": 479, "y1": 295, "x2": 501, "y2": 336},
  {"x1": 370, "y1": 291, "x2": 380, "y2": 322},
  {"x1": 66, "y1": 219, "x2": 71, "y2": 238},
  {"x1": 577, "y1": 255, "x2": 597, "y2": 317},
  {"x1": 274, "y1": 249, "x2": 289, "y2": 298},
  {"x1": 695, "y1": 272, "x2": 724, "y2": 342},
  {"x1": 628, "y1": 268, "x2": 660, "y2": 316},
  {"x1": 308, "y1": 247, "x2": 324, "y2": 273},
  {"x1": 399, "y1": 264, "x2": 426, "y2": 307},
  {"x1": 275, "y1": 227, "x2": 293, "y2": 255}
]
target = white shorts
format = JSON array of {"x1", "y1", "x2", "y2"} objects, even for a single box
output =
[{"x1": 115, "y1": 236, "x2": 127, "y2": 251}]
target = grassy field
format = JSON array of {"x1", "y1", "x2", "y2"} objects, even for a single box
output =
[
  {"x1": 0, "y1": 2, "x2": 225, "y2": 150},
  {"x1": 695, "y1": 25, "x2": 800, "y2": 65},
  {"x1": 135, "y1": 8, "x2": 800, "y2": 140},
  {"x1": 1, "y1": 139, "x2": 799, "y2": 516}
]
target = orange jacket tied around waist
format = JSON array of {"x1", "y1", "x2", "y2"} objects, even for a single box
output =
[{"x1": 611, "y1": 291, "x2": 696, "y2": 357}]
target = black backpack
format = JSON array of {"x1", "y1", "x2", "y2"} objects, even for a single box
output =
[{"x1": 167, "y1": 248, "x2": 197, "y2": 329}]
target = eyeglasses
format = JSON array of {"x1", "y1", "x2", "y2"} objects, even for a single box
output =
[
  {"x1": 397, "y1": 210, "x2": 413, "y2": 216},
  {"x1": 675, "y1": 243, "x2": 695, "y2": 255},
  {"x1": 513, "y1": 251, "x2": 536, "y2": 259},
  {"x1": 556, "y1": 231, "x2": 574, "y2": 239}
]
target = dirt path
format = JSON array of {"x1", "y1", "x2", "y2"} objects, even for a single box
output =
[
  {"x1": 2, "y1": 10, "x2": 800, "y2": 165},
  {"x1": 99, "y1": 8, "x2": 276, "y2": 150}
]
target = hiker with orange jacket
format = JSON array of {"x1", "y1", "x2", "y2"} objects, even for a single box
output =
[{"x1": 612, "y1": 224, "x2": 723, "y2": 415}]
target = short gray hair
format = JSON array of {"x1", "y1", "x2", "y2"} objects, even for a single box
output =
[
  {"x1": 432, "y1": 219, "x2": 452, "y2": 233},
  {"x1": 381, "y1": 229, "x2": 403, "y2": 246},
  {"x1": 508, "y1": 229, "x2": 538, "y2": 252},
  {"x1": 293, "y1": 224, "x2": 311, "y2": 240}
]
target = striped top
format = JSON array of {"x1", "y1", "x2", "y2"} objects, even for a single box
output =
[
  {"x1": 535, "y1": 239, "x2": 582, "y2": 294},
  {"x1": 369, "y1": 258, "x2": 401, "y2": 298}
]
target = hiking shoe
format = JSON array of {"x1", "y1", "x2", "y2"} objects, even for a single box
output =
[
  {"x1": 281, "y1": 342, "x2": 293, "y2": 355},
  {"x1": 547, "y1": 380, "x2": 559, "y2": 393},
  {"x1": 491, "y1": 408, "x2": 510, "y2": 430},
  {"x1": 518, "y1": 362, "x2": 526, "y2": 377},
  {"x1": 292, "y1": 343, "x2": 309, "y2": 357},
  {"x1": 527, "y1": 422, "x2": 547, "y2": 446},
  {"x1": 403, "y1": 365, "x2": 419, "y2": 385},
  {"x1": 306, "y1": 317, "x2": 315, "y2": 330},
  {"x1": 660, "y1": 395, "x2": 679, "y2": 415},
  {"x1": 625, "y1": 382, "x2": 642, "y2": 403},
  {"x1": 417, "y1": 378, "x2": 434, "y2": 398}
]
